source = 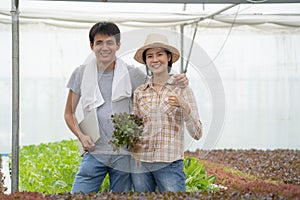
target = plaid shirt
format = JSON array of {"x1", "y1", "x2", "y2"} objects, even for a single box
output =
[{"x1": 133, "y1": 75, "x2": 202, "y2": 163}]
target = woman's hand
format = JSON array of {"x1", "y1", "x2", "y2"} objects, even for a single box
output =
[
  {"x1": 168, "y1": 94, "x2": 191, "y2": 117},
  {"x1": 173, "y1": 74, "x2": 188, "y2": 88}
]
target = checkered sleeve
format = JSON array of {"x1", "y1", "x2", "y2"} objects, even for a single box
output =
[
  {"x1": 182, "y1": 87, "x2": 203, "y2": 140},
  {"x1": 133, "y1": 89, "x2": 140, "y2": 117}
]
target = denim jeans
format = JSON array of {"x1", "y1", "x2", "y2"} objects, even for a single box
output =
[
  {"x1": 131, "y1": 160, "x2": 186, "y2": 192},
  {"x1": 71, "y1": 153, "x2": 132, "y2": 194}
]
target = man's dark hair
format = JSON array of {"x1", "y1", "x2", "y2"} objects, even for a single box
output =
[{"x1": 89, "y1": 22, "x2": 121, "y2": 44}]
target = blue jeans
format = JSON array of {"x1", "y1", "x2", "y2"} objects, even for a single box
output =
[
  {"x1": 131, "y1": 160, "x2": 186, "y2": 192},
  {"x1": 71, "y1": 153, "x2": 132, "y2": 194}
]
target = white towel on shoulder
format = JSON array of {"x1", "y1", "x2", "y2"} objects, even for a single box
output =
[{"x1": 81, "y1": 53, "x2": 132, "y2": 112}]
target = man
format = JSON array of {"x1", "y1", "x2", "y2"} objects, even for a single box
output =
[{"x1": 64, "y1": 22, "x2": 188, "y2": 194}]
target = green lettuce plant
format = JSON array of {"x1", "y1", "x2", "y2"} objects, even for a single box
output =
[
  {"x1": 17, "y1": 140, "x2": 109, "y2": 194},
  {"x1": 110, "y1": 112, "x2": 144, "y2": 153},
  {"x1": 184, "y1": 157, "x2": 217, "y2": 192}
]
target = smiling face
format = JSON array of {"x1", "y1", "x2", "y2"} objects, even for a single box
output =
[
  {"x1": 145, "y1": 47, "x2": 171, "y2": 76},
  {"x1": 90, "y1": 33, "x2": 120, "y2": 70}
]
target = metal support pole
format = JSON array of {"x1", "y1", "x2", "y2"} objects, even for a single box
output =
[
  {"x1": 10, "y1": 0, "x2": 20, "y2": 193},
  {"x1": 180, "y1": 24, "x2": 184, "y2": 73},
  {"x1": 184, "y1": 4, "x2": 237, "y2": 73},
  {"x1": 180, "y1": 3, "x2": 186, "y2": 73}
]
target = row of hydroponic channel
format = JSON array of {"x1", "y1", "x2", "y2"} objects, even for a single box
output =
[{"x1": 0, "y1": 140, "x2": 299, "y2": 199}]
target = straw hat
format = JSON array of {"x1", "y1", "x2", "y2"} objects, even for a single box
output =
[{"x1": 134, "y1": 33, "x2": 180, "y2": 64}]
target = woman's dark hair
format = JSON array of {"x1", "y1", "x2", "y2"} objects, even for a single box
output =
[
  {"x1": 89, "y1": 22, "x2": 120, "y2": 45},
  {"x1": 142, "y1": 48, "x2": 173, "y2": 76}
]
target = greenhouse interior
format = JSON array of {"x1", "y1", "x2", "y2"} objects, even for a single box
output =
[{"x1": 0, "y1": 0, "x2": 299, "y2": 198}]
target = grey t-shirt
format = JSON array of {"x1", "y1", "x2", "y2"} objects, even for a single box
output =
[{"x1": 66, "y1": 61, "x2": 147, "y2": 155}]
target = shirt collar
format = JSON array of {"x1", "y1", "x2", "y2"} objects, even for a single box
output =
[{"x1": 141, "y1": 75, "x2": 176, "y2": 91}]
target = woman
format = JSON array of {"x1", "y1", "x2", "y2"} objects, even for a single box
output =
[{"x1": 132, "y1": 33, "x2": 203, "y2": 192}]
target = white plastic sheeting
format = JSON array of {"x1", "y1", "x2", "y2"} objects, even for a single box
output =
[
  {"x1": 1, "y1": 1, "x2": 300, "y2": 28},
  {"x1": 1, "y1": 0, "x2": 300, "y2": 153}
]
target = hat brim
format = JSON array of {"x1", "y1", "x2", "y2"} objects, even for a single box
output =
[{"x1": 134, "y1": 43, "x2": 180, "y2": 64}]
